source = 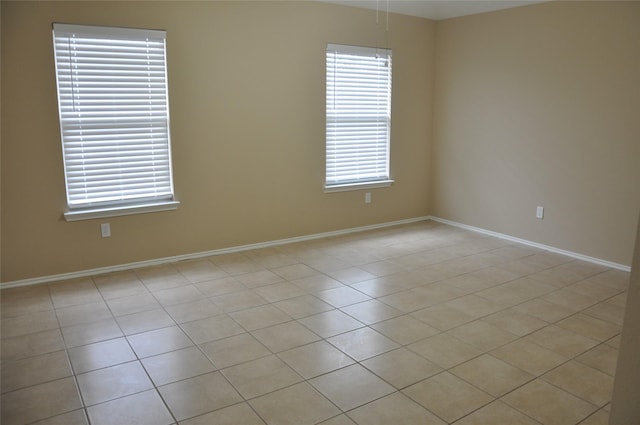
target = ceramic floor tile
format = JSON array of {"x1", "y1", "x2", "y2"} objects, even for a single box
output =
[
  {"x1": 556, "y1": 313, "x2": 620, "y2": 342},
  {"x1": 194, "y1": 276, "x2": 246, "y2": 297},
  {"x1": 210, "y1": 290, "x2": 268, "y2": 312},
  {"x1": 298, "y1": 309, "x2": 365, "y2": 338},
  {"x1": 236, "y1": 270, "x2": 284, "y2": 288},
  {"x1": 271, "y1": 263, "x2": 319, "y2": 280},
  {"x1": 278, "y1": 340, "x2": 355, "y2": 379},
  {"x1": 403, "y1": 371, "x2": 493, "y2": 423},
  {"x1": 565, "y1": 280, "x2": 622, "y2": 301},
  {"x1": 141, "y1": 346, "x2": 216, "y2": 386},
  {"x1": 407, "y1": 333, "x2": 482, "y2": 369},
  {"x1": 136, "y1": 265, "x2": 190, "y2": 291},
  {"x1": 49, "y1": 278, "x2": 103, "y2": 308},
  {"x1": 251, "y1": 320, "x2": 320, "y2": 352},
  {"x1": 362, "y1": 347, "x2": 441, "y2": 389},
  {"x1": 450, "y1": 354, "x2": 534, "y2": 397},
  {"x1": 221, "y1": 355, "x2": 302, "y2": 399},
  {"x1": 317, "y1": 415, "x2": 357, "y2": 425},
  {"x1": 253, "y1": 281, "x2": 306, "y2": 303},
  {"x1": 347, "y1": 392, "x2": 445, "y2": 425},
  {"x1": 542, "y1": 360, "x2": 614, "y2": 407},
  {"x1": 584, "y1": 270, "x2": 630, "y2": 291},
  {"x1": 310, "y1": 364, "x2": 395, "y2": 411},
  {"x1": 127, "y1": 326, "x2": 193, "y2": 358},
  {"x1": 350, "y1": 276, "x2": 412, "y2": 298},
  {"x1": 61, "y1": 318, "x2": 123, "y2": 348},
  {"x1": 502, "y1": 379, "x2": 597, "y2": 425},
  {"x1": 525, "y1": 325, "x2": 599, "y2": 358},
  {"x1": 468, "y1": 266, "x2": 521, "y2": 285},
  {"x1": 76, "y1": 361, "x2": 153, "y2": 405},
  {"x1": 249, "y1": 382, "x2": 340, "y2": 425},
  {"x1": 210, "y1": 255, "x2": 266, "y2": 276},
  {"x1": 542, "y1": 289, "x2": 599, "y2": 312},
  {"x1": 325, "y1": 267, "x2": 377, "y2": 285},
  {"x1": 340, "y1": 299, "x2": 403, "y2": 325},
  {"x1": 410, "y1": 303, "x2": 477, "y2": 331},
  {"x1": 30, "y1": 409, "x2": 89, "y2": 425},
  {"x1": 229, "y1": 304, "x2": 291, "y2": 331},
  {"x1": 164, "y1": 298, "x2": 223, "y2": 323},
  {"x1": 1, "y1": 310, "x2": 59, "y2": 339},
  {"x1": 491, "y1": 339, "x2": 567, "y2": 375},
  {"x1": 480, "y1": 308, "x2": 548, "y2": 337},
  {"x1": 86, "y1": 389, "x2": 173, "y2": 425},
  {"x1": 1, "y1": 350, "x2": 72, "y2": 394},
  {"x1": 116, "y1": 308, "x2": 175, "y2": 335},
  {"x1": 576, "y1": 344, "x2": 619, "y2": 376},
  {"x1": 453, "y1": 400, "x2": 542, "y2": 425},
  {"x1": 1, "y1": 329, "x2": 66, "y2": 362},
  {"x1": 377, "y1": 288, "x2": 439, "y2": 313},
  {"x1": 578, "y1": 409, "x2": 611, "y2": 425},
  {"x1": 273, "y1": 294, "x2": 334, "y2": 319},
  {"x1": 180, "y1": 402, "x2": 266, "y2": 425},
  {"x1": 180, "y1": 315, "x2": 245, "y2": 344},
  {"x1": 512, "y1": 298, "x2": 574, "y2": 323},
  {"x1": 447, "y1": 320, "x2": 518, "y2": 351},
  {"x1": 1, "y1": 377, "x2": 82, "y2": 425},
  {"x1": 370, "y1": 314, "x2": 440, "y2": 345},
  {"x1": 0, "y1": 222, "x2": 629, "y2": 425},
  {"x1": 316, "y1": 286, "x2": 371, "y2": 308},
  {"x1": 93, "y1": 271, "x2": 149, "y2": 300},
  {"x1": 327, "y1": 327, "x2": 399, "y2": 361},
  {"x1": 583, "y1": 302, "x2": 625, "y2": 326},
  {"x1": 174, "y1": 259, "x2": 228, "y2": 283},
  {"x1": 159, "y1": 371, "x2": 242, "y2": 421},
  {"x1": 1, "y1": 286, "x2": 53, "y2": 318},
  {"x1": 105, "y1": 292, "x2": 161, "y2": 317},
  {"x1": 292, "y1": 275, "x2": 344, "y2": 292},
  {"x1": 199, "y1": 333, "x2": 271, "y2": 369},
  {"x1": 67, "y1": 337, "x2": 136, "y2": 374},
  {"x1": 55, "y1": 301, "x2": 113, "y2": 328},
  {"x1": 151, "y1": 285, "x2": 204, "y2": 307}
]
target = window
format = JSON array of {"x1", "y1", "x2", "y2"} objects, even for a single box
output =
[
  {"x1": 325, "y1": 43, "x2": 393, "y2": 191},
  {"x1": 52, "y1": 24, "x2": 178, "y2": 221}
]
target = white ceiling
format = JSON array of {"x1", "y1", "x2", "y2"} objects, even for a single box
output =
[{"x1": 319, "y1": 0, "x2": 546, "y2": 20}]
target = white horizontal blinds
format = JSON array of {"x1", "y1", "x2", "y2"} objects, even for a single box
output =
[
  {"x1": 53, "y1": 24, "x2": 174, "y2": 209},
  {"x1": 326, "y1": 44, "x2": 392, "y2": 186}
]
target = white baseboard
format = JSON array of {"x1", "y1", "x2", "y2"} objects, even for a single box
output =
[
  {"x1": 1, "y1": 216, "x2": 430, "y2": 289},
  {"x1": 3, "y1": 215, "x2": 629, "y2": 289},
  {"x1": 428, "y1": 216, "x2": 631, "y2": 272}
]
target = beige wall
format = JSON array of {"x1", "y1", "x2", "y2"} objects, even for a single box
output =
[
  {"x1": 610, "y1": 213, "x2": 640, "y2": 423},
  {"x1": 432, "y1": 1, "x2": 640, "y2": 266},
  {"x1": 3, "y1": 1, "x2": 639, "y2": 282},
  {"x1": 0, "y1": 1, "x2": 434, "y2": 282}
]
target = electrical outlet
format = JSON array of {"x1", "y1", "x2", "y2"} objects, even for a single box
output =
[
  {"x1": 365, "y1": 192, "x2": 371, "y2": 204},
  {"x1": 101, "y1": 223, "x2": 111, "y2": 238},
  {"x1": 536, "y1": 206, "x2": 544, "y2": 219}
]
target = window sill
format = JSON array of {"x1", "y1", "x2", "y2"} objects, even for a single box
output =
[
  {"x1": 324, "y1": 180, "x2": 394, "y2": 193},
  {"x1": 64, "y1": 200, "x2": 180, "y2": 222}
]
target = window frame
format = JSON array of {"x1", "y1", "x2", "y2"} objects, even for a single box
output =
[
  {"x1": 52, "y1": 23, "x2": 179, "y2": 221},
  {"x1": 324, "y1": 43, "x2": 394, "y2": 193}
]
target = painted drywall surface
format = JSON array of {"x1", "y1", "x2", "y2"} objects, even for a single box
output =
[
  {"x1": 0, "y1": 1, "x2": 434, "y2": 282},
  {"x1": 610, "y1": 213, "x2": 640, "y2": 423},
  {"x1": 432, "y1": 1, "x2": 640, "y2": 266}
]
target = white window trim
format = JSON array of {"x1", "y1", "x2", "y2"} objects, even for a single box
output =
[
  {"x1": 63, "y1": 200, "x2": 180, "y2": 221},
  {"x1": 325, "y1": 43, "x2": 393, "y2": 192},
  {"x1": 53, "y1": 23, "x2": 178, "y2": 221},
  {"x1": 323, "y1": 180, "x2": 393, "y2": 193}
]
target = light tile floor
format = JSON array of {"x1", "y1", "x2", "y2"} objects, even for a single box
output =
[{"x1": 0, "y1": 221, "x2": 629, "y2": 425}]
